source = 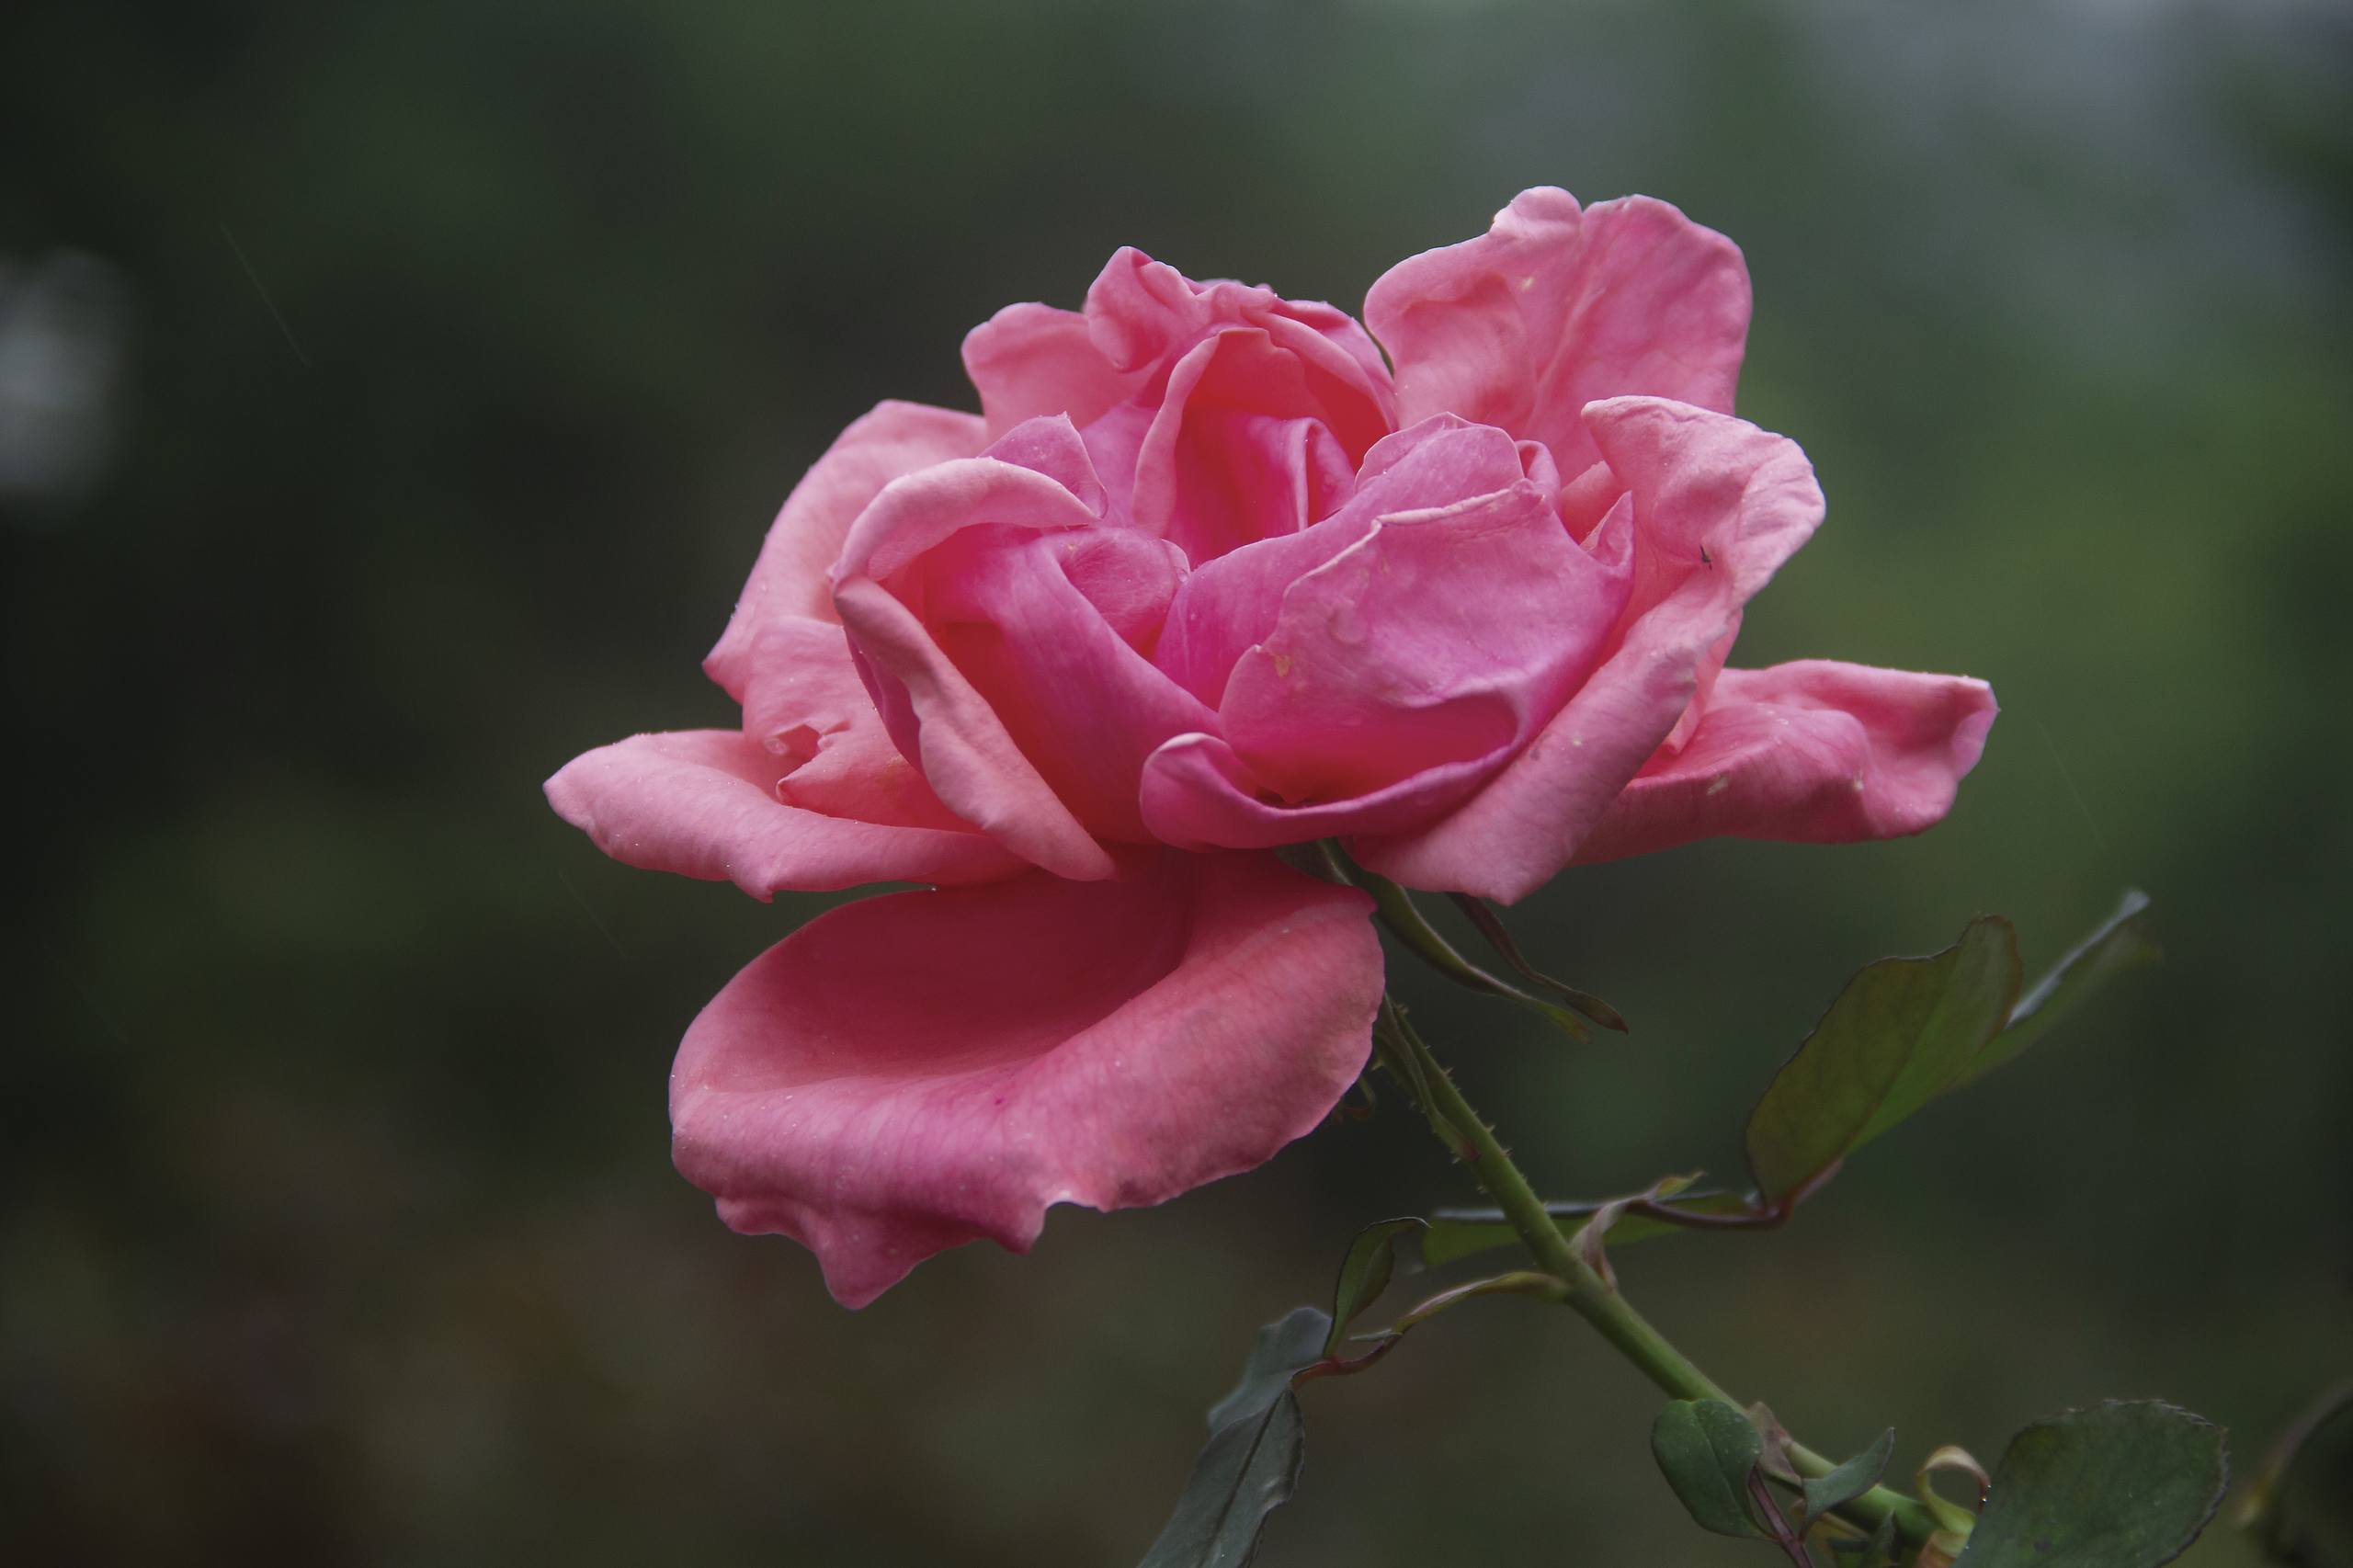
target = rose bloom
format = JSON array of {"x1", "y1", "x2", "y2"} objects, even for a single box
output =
[{"x1": 549, "y1": 188, "x2": 1995, "y2": 1306}]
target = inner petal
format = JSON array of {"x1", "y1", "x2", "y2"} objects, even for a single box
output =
[
  {"x1": 1220, "y1": 470, "x2": 1633, "y2": 806},
  {"x1": 913, "y1": 526, "x2": 1215, "y2": 841},
  {"x1": 1131, "y1": 327, "x2": 1361, "y2": 563},
  {"x1": 1154, "y1": 415, "x2": 1543, "y2": 710}
]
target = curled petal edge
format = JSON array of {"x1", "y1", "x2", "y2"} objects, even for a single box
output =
[
  {"x1": 544, "y1": 729, "x2": 1023, "y2": 895},
  {"x1": 1572, "y1": 661, "x2": 1998, "y2": 863},
  {"x1": 669, "y1": 851, "x2": 1385, "y2": 1306},
  {"x1": 707, "y1": 401, "x2": 985, "y2": 699},
  {"x1": 1348, "y1": 397, "x2": 1825, "y2": 902}
]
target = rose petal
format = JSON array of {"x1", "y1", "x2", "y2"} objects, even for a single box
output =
[
  {"x1": 544, "y1": 729, "x2": 1021, "y2": 895},
  {"x1": 1573, "y1": 661, "x2": 1998, "y2": 861},
  {"x1": 1139, "y1": 421, "x2": 1631, "y2": 851},
  {"x1": 832, "y1": 419, "x2": 1210, "y2": 861},
  {"x1": 1140, "y1": 730, "x2": 1497, "y2": 849},
  {"x1": 739, "y1": 617, "x2": 975, "y2": 833},
  {"x1": 1588, "y1": 395, "x2": 1822, "y2": 728},
  {"x1": 1080, "y1": 248, "x2": 1396, "y2": 560},
  {"x1": 706, "y1": 401, "x2": 984, "y2": 699},
  {"x1": 1365, "y1": 187, "x2": 1749, "y2": 474},
  {"x1": 1130, "y1": 326, "x2": 1363, "y2": 562},
  {"x1": 961, "y1": 301, "x2": 1145, "y2": 439},
  {"x1": 670, "y1": 851, "x2": 1383, "y2": 1307},
  {"x1": 1593, "y1": 398, "x2": 1821, "y2": 608},
  {"x1": 835, "y1": 578, "x2": 1116, "y2": 882},
  {"x1": 1216, "y1": 466, "x2": 1627, "y2": 809},
  {"x1": 1083, "y1": 248, "x2": 1395, "y2": 452},
  {"x1": 1154, "y1": 415, "x2": 1538, "y2": 708},
  {"x1": 830, "y1": 418, "x2": 1105, "y2": 588},
  {"x1": 906, "y1": 524, "x2": 1215, "y2": 840},
  {"x1": 1349, "y1": 396, "x2": 1823, "y2": 901}
]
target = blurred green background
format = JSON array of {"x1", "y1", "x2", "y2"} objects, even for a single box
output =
[{"x1": 5, "y1": 1, "x2": 2348, "y2": 1562}]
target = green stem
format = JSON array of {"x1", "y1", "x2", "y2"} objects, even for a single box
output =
[
  {"x1": 1377, "y1": 1005, "x2": 1725, "y2": 1398},
  {"x1": 1376, "y1": 1000, "x2": 1938, "y2": 1547}
]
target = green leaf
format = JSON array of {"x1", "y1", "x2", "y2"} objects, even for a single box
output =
[
  {"x1": 1745, "y1": 916, "x2": 2021, "y2": 1204},
  {"x1": 1138, "y1": 1307, "x2": 1331, "y2": 1568},
  {"x1": 1428, "y1": 900, "x2": 2158, "y2": 1266},
  {"x1": 1420, "y1": 1189, "x2": 1755, "y2": 1267},
  {"x1": 1955, "y1": 1401, "x2": 2228, "y2": 1568},
  {"x1": 1959, "y1": 889, "x2": 2157, "y2": 1087},
  {"x1": 1917, "y1": 1445, "x2": 1993, "y2": 1536},
  {"x1": 1804, "y1": 1428, "x2": 1896, "y2": 1522},
  {"x1": 1351, "y1": 867, "x2": 1591, "y2": 1041},
  {"x1": 1447, "y1": 892, "x2": 1631, "y2": 1033},
  {"x1": 1324, "y1": 1218, "x2": 1425, "y2": 1355},
  {"x1": 1652, "y1": 1398, "x2": 1768, "y2": 1538},
  {"x1": 1838, "y1": 1512, "x2": 1904, "y2": 1567},
  {"x1": 2241, "y1": 1381, "x2": 2353, "y2": 1566},
  {"x1": 1568, "y1": 1172, "x2": 1704, "y2": 1290},
  {"x1": 1745, "y1": 896, "x2": 2159, "y2": 1208},
  {"x1": 1417, "y1": 1216, "x2": 1519, "y2": 1267}
]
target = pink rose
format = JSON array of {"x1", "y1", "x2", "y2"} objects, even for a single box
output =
[{"x1": 548, "y1": 187, "x2": 1995, "y2": 1305}]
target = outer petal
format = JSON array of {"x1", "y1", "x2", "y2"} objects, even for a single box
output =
[
  {"x1": 961, "y1": 301, "x2": 1145, "y2": 438},
  {"x1": 1572, "y1": 662, "x2": 1997, "y2": 862},
  {"x1": 831, "y1": 423, "x2": 1105, "y2": 587},
  {"x1": 544, "y1": 729, "x2": 1021, "y2": 895},
  {"x1": 1350, "y1": 397, "x2": 1824, "y2": 902},
  {"x1": 669, "y1": 851, "x2": 1384, "y2": 1307},
  {"x1": 738, "y1": 616, "x2": 975, "y2": 833},
  {"x1": 1365, "y1": 188, "x2": 1749, "y2": 473},
  {"x1": 1587, "y1": 395, "x2": 1820, "y2": 642},
  {"x1": 706, "y1": 401, "x2": 985, "y2": 699}
]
